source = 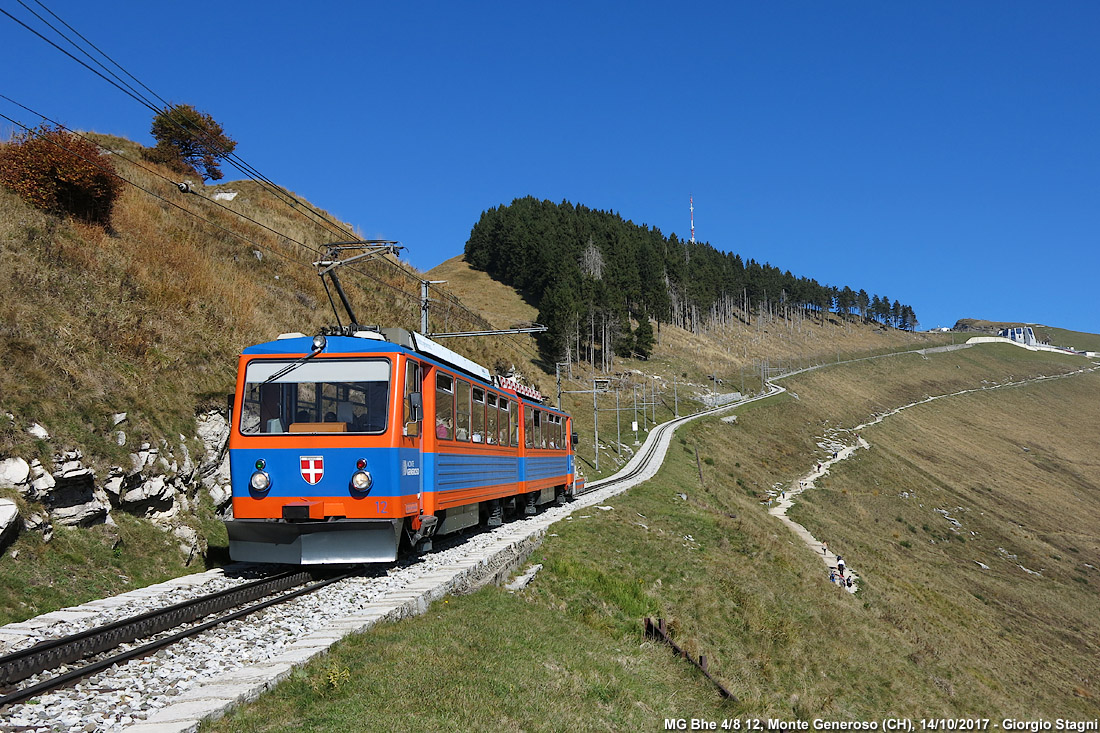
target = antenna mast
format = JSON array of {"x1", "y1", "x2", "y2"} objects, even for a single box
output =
[{"x1": 690, "y1": 194, "x2": 695, "y2": 244}]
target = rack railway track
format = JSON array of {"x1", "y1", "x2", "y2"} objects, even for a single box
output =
[{"x1": 0, "y1": 568, "x2": 355, "y2": 707}]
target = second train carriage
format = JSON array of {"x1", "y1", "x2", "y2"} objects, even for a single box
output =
[{"x1": 225, "y1": 327, "x2": 577, "y2": 564}]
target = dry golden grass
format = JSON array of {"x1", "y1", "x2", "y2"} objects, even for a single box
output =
[
  {"x1": 788, "y1": 365, "x2": 1100, "y2": 712},
  {"x1": 428, "y1": 254, "x2": 540, "y2": 328}
]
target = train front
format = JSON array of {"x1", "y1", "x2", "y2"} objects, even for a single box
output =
[{"x1": 224, "y1": 332, "x2": 421, "y2": 564}]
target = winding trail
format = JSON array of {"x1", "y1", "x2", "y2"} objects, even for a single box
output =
[
  {"x1": 768, "y1": 438, "x2": 867, "y2": 593},
  {"x1": 765, "y1": 361, "x2": 1100, "y2": 595}
]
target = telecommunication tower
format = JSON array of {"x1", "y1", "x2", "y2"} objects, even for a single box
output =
[{"x1": 689, "y1": 194, "x2": 695, "y2": 244}]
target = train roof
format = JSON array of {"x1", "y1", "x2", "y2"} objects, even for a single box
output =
[
  {"x1": 242, "y1": 329, "x2": 562, "y2": 415},
  {"x1": 243, "y1": 328, "x2": 491, "y2": 382}
]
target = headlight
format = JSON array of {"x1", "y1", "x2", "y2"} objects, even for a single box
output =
[
  {"x1": 250, "y1": 471, "x2": 271, "y2": 491},
  {"x1": 351, "y1": 470, "x2": 372, "y2": 492}
]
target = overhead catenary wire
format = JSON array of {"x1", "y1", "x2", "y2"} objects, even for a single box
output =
[
  {"x1": 6, "y1": 1, "x2": 513, "y2": 339},
  {"x1": 2, "y1": 1, "x2": 355, "y2": 245},
  {"x1": 2, "y1": 4, "x2": 547, "y2": 365}
]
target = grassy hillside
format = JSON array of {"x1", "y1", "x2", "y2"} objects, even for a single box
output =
[
  {"x1": 431, "y1": 254, "x2": 960, "y2": 482},
  {"x1": 209, "y1": 343, "x2": 1100, "y2": 729}
]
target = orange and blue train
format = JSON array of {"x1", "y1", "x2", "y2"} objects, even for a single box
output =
[{"x1": 225, "y1": 327, "x2": 577, "y2": 564}]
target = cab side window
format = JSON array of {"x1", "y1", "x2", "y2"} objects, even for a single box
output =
[{"x1": 404, "y1": 360, "x2": 421, "y2": 437}]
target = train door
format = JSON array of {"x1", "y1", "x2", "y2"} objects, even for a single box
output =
[{"x1": 399, "y1": 357, "x2": 424, "y2": 517}]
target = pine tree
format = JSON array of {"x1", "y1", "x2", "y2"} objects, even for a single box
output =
[
  {"x1": 632, "y1": 318, "x2": 655, "y2": 359},
  {"x1": 146, "y1": 104, "x2": 237, "y2": 181}
]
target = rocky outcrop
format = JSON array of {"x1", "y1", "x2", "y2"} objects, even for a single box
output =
[
  {"x1": 2, "y1": 411, "x2": 225, "y2": 560},
  {"x1": 37, "y1": 451, "x2": 110, "y2": 528},
  {"x1": 196, "y1": 411, "x2": 232, "y2": 512}
]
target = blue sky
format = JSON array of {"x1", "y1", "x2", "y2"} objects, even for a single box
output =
[{"x1": 3, "y1": 1, "x2": 1098, "y2": 333}]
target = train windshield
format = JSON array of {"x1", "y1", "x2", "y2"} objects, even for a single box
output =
[{"x1": 239, "y1": 358, "x2": 391, "y2": 435}]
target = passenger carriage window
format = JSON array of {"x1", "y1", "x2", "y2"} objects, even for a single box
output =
[
  {"x1": 487, "y1": 393, "x2": 498, "y2": 445},
  {"x1": 455, "y1": 380, "x2": 470, "y2": 441},
  {"x1": 509, "y1": 401, "x2": 519, "y2": 447},
  {"x1": 499, "y1": 398, "x2": 510, "y2": 446},
  {"x1": 524, "y1": 405, "x2": 534, "y2": 448},
  {"x1": 533, "y1": 410, "x2": 542, "y2": 449},
  {"x1": 472, "y1": 387, "x2": 485, "y2": 443},
  {"x1": 435, "y1": 373, "x2": 454, "y2": 440},
  {"x1": 240, "y1": 359, "x2": 390, "y2": 435},
  {"x1": 404, "y1": 359, "x2": 421, "y2": 437}
]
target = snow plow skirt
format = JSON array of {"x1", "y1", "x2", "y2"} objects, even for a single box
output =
[{"x1": 226, "y1": 518, "x2": 402, "y2": 565}]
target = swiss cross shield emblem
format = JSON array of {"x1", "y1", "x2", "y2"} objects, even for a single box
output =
[{"x1": 300, "y1": 456, "x2": 324, "y2": 485}]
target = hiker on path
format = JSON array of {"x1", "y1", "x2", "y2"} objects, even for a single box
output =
[
  {"x1": 829, "y1": 570, "x2": 837, "y2": 584},
  {"x1": 837, "y1": 556, "x2": 845, "y2": 577},
  {"x1": 822, "y1": 540, "x2": 828, "y2": 556}
]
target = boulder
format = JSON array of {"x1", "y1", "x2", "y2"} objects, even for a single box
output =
[
  {"x1": 207, "y1": 481, "x2": 232, "y2": 509},
  {"x1": 23, "y1": 512, "x2": 53, "y2": 542},
  {"x1": 27, "y1": 460, "x2": 56, "y2": 500},
  {"x1": 27, "y1": 423, "x2": 50, "y2": 440},
  {"x1": 176, "y1": 437, "x2": 195, "y2": 483},
  {"x1": 0, "y1": 457, "x2": 30, "y2": 488},
  {"x1": 121, "y1": 475, "x2": 177, "y2": 517},
  {"x1": 172, "y1": 524, "x2": 199, "y2": 555},
  {"x1": 45, "y1": 469, "x2": 109, "y2": 527},
  {"x1": 196, "y1": 411, "x2": 229, "y2": 459},
  {"x1": 103, "y1": 474, "x2": 125, "y2": 504},
  {"x1": 0, "y1": 498, "x2": 19, "y2": 550}
]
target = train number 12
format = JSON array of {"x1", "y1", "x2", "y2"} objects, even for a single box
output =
[{"x1": 375, "y1": 500, "x2": 387, "y2": 515}]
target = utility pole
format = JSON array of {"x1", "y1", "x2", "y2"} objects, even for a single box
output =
[
  {"x1": 633, "y1": 384, "x2": 639, "y2": 443},
  {"x1": 593, "y1": 381, "x2": 599, "y2": 471},
  {"x1": 674, "y1": 378, "x2": 679, "y2": 418},
  {"x1": 420, "y1": 279, "x2": 447, "y2": 334},
  {"x1": 555, "y1": 361, "x2": 569, "y2": 411},
  {"x1": 615, "y1": 388, "x2": 621, "y2": 456}
]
